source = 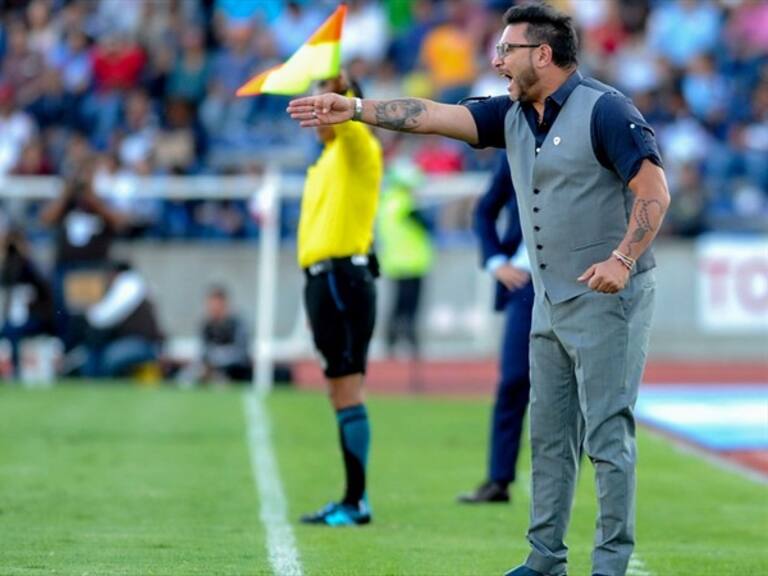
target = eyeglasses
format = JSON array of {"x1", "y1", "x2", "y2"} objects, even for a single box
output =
[{"x1": 495, "y1": 42, "x2": 542, "y2": 59}]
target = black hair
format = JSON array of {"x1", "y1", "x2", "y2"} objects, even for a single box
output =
[
  {"x1": 109, "y1": 260, "x2": 133, "y2": 273},
  {"x1": 347, "y1": 76, "x2": 364, "y2": 99},
  {"x1": 208, "y1": 284, "x2": 228, "y2": 300},
  {"x1": 503, "y1": 2, "x2": 578, "y2": 68}
]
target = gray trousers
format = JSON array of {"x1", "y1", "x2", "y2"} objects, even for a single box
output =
[{"x1": 525, "y1": 270, "x2": 655, "y2": 576}]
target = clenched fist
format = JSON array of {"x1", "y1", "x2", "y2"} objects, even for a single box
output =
[{"x1": 577, "y1": 257, "x2": 630, "y2": 294}]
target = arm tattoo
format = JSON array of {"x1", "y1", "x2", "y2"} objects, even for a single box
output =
[
  {"x1": 627, "y1": 198, "x2": 663, "y2": 256},
  {"x1": 373, "y1": 99, "x2": 426, "y2": 131}
]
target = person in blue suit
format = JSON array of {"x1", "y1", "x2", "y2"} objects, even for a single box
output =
[{"x1": 458, "y1": 151, "x2": 534, "y2": 504}]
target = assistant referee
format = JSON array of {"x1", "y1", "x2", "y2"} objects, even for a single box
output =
[{"x1": 297, "y1": 71, "x2": 383, "y2": 527}]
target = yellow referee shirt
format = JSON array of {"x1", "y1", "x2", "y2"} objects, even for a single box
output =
[{"x1": 297, "y1": 120, "x2": 383, "y2": 268}]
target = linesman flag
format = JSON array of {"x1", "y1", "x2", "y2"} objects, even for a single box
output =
[{"x1": 236, "y1": 5, "x2": 347, "y2": 97}]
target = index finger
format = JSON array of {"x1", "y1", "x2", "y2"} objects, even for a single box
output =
[{"x1": 287, "y1": 96, "x2": 317, "y2": 111}]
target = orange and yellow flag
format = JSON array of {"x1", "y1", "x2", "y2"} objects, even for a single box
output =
[{"x1": 236, "y1": 5, "x2": 346, "y2": 97}]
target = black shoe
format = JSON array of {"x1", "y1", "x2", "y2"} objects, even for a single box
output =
[{"x1": 457, "y1": 480, "x2": 509, "y2": 503}]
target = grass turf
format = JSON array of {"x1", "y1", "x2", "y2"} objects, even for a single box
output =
[{"x1": 0, "y1": 384, "x2": 765, "y2": 575}]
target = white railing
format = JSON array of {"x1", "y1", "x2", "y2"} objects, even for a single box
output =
[
  {"x1": 0, "y1": 172, "x2": 491, "y2": 200},
  {"x1": 1, "y1": 172, "x2": 495, "y2": 391}
]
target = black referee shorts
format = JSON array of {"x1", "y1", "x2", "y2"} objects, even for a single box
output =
[{"x1": 303, "y1": 257, "x2": 377, "y2": 379}]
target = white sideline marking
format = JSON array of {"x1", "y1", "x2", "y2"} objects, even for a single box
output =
[
  {"x1": 643, "y1": 426, "x2": 768, "y2": 485},
  {"x1": 244, "y1": 392, "x2": 303, "y2": 576},
  {"x1": 628, "y1": 553, "x2": 653, "y2": 576}
]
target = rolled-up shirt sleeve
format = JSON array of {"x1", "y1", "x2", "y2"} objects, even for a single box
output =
[
  {"x1": 464, "y1": 96, "x2": 512, "y2": 149},
  {"x1": 591, "y1": 92, "x2": 663, "y2": 185}
]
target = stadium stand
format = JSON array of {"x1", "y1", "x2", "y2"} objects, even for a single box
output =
[{"x1": 0, "y1": 0, "x2": 764, "y2": 243}]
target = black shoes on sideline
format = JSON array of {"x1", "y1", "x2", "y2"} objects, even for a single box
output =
[{"x1": 457, "y1": 480, "x2": 510, "y2": 504}]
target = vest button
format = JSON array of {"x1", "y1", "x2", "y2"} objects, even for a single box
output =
[
  {"x1": 534, "y1": 225, "x2": 541, "y2": 231},
  {"x1": 533, "y1": 188, "x2": 540, "y2": 194},
  {"x1": 539, "y1": 263, "x2": 547, "y2": 270},
  {"x1": 536, "y1": 244, "x2": 543, "y2": 250},
  {"x1": 533, "y1": 207, "x2": 540, "y2": 213}
]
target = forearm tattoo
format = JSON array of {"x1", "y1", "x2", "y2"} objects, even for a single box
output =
[
  {"x1": 627, "y1": 198, "x2": 664, "y2": 256},
  {"x1": 373, "y1": 99, "x2": 426, "y2": 131}
]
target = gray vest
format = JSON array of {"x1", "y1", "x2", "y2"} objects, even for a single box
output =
[{"x1": 505, "y1": 80, "x2": 655, "y2": 304}]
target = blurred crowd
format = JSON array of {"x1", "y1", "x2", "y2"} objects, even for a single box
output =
[{"x1": 0, "y1": 0, "x2": 765, "y2": 241}]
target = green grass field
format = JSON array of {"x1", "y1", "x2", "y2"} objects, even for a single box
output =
[{"x1": 0, "y1": 384, "x2": 766, "y2": 575}]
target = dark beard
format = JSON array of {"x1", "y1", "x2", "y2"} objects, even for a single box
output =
[{"x1": 515, "y1": 58, "x2": 539, "y2": 103}]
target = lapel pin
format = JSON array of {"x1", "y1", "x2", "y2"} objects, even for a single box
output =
[{"x1": 553, "y1": 136, "x2": 561, "y2": 146}]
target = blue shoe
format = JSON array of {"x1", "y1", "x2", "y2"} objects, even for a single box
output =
[
  {"x1": 300, "y1": 501, "x2": 371, "y2": 526},
  {"x1": 503, "y1": 567, "x2": 545, "y2": 576}
]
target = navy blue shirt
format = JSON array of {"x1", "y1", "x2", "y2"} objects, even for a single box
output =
[{"x1": 465, "y1": 71, "x2": 663, "y2": 185}]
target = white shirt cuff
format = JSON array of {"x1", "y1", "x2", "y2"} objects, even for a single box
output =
[{"x1": 485, "y1": 254, "x2": 508, "y2": 274}]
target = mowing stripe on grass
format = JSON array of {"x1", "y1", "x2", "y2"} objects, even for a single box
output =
[{"x1": 244, "y1": 392, "x2": 303, "y2": 576}]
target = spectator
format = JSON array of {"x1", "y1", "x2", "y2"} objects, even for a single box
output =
[
  {"x1": 26, "y1": 68, "x2": 76, "y2": 131},
  {"x1": 25, "y1": 0, "x2": 60, "y2": 61},
  {"x1": 646, "y1": 0, "x2": 721, "y2": 68},
  {"x1": 0, "y1": 84, "x2": 37, "y2": 176},
  {"x1": 662, "y1": 162, "x2": 708, "y2": 238},
  {"x1": 178, "y1": 284, "x2": 251, "y2": 385},
  {"x1": 167, "y1": 27, "x2": 210, "y2": 105},
  {"x1": 81, "y1": 261, "x2": 163, "y2": 378},
  {"x1": 214, "y1": 0, "x2": 276, "y2": 28},
  {"x1": 91, "y1": 151, "x2": 161, "y2": 237},
  {"x1": 208, "y1": 24, "x2": 258, "y2": 96},
  {"x1": 84, "y1": 32, "x2": 147, "y2": 146},
  {"x1": 116, "y1": 89, "x2": 157, "y2": 170},
  {"x1": 192, "y1": 199, "x2": 251, "y2": 239},
  {"x1": 91, "y1": 33, "x2": 147, "y2": 93},
  {"x1": 726, "y1": 0, "x2": 768, "y2": 58},
  {"x1": 271, "y1": 2, "x2": 324, "y2": 59},
  {"x1": 201, "y1": 23, "x2": 259, "y2": 141},
  {"x1": 377, "y1": 160, "x2": 433, "y2": 364},
  {"x1": 388, "y1": 0, "x2": 437, "y2": 74},
  {"x1": 610, "y1": 31, "x2": 664, "y2": 96},
  {"x1": 1, "y1": 19, "x2": 45, "y2": 106},
  {"x1": 682, "y1": 54, "x2": 729, "y2": 129},
  {"x1": 12, "y1": 137, "x2": 53, "y2": 176},
  {"x1": 341, "y1": 0, "x2": 389, "y2": 66},
  {"x1": 40, "y1": 171, "x2": 125, "y2": 349},
  {"x1": 0, "y1": 227, "x2": 55, "y2": 380},
  {"x1": 48, "y1": 29, "x2": 94, "y2": 98},
  {"x1": 58, "y1": 131, "x2": 93, "y2": 179},
  {"x1": 418, "y1": 0, "x2": 477, "y2": 103},
  {"x1": 154, "y1": 98, "x2": 205, "y2": 174},
  {"x1": 143, "y1": 39, "x2": 175, "y2": 103},
  {"x1": 93, "y1": 0, "x2": 144, "y2": 38}
]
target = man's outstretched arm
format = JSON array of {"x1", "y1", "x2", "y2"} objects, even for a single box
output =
[{"x1": 287, "y1": 93, "x2": 479, "y2": 145}]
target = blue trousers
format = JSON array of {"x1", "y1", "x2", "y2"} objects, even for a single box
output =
[
  {"x1": 489, "y1": 281, "x2": 534, "y2": 486},
  {"x1": 84, "y1": 337, "x2": 159, "y2": 379}
]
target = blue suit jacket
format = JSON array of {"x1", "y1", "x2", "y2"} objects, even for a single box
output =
[{"x1": 473, "y1": 153, "x2": 525, "y2": 312}]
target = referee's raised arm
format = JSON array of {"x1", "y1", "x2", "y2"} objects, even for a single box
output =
[{"x1": 287, "y1": 93, "x2": 480, "y2": 145}]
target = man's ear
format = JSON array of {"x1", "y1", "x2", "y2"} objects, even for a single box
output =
[{"x1": 536, "y1": 44, "x2": 553, "y2": 68}]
